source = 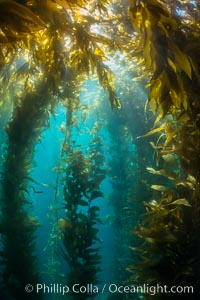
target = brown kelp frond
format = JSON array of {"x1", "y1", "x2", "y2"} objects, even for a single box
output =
[
  {"x1": 61, "y1": 147, "x2": 104, "y2": 293},
  {"x1": 127, "y1": 1, "x2": 200, "y2": 298},
  {"x1": 141, "y1": 117, "x2": 200, "y2": 178},
  {"x1": 0, "y1": 0, "x2": 132, "y2": 109},
  {"x1": 106, "y1": 116, "x2": 145, "y2": 285},
  {"x1": 129, "y1": 0, "x2": 200, "y2": 118},
  {"x1": 127, "y1": 185, "x2": 200, "y2": 297},
  {"x1": 0, "y1": 0, "x2": 45, "y2": 39},
  {"x1": 0, "y1": 81, "x2": 53, "y2": 300}
]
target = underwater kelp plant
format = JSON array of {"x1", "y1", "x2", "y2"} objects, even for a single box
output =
[
  {"x1": 128, "y1": 118, "x2": 200, "y2": 299},
  {"x1": 0, "y1": 82, "x2": 52, "y2": 299},
  {"x1": 106, "y1": 114, "x2": 139, "y2": 285},
  {"x1": 0, "y1": 1, "x2": 129, "y2": 299},
  {"x1": 127, "y1": 0, "x2": 200, "y2": 298},
  {"x1": 59, "y1": 120, "x2": 105, "y2": 299},
  {"x1": 45, "y1": 82, "x2": 107, "y2": 299},
  {"x1": 129, "y1": 0, "x2": 197, "y2": 116},
  {"x1": 104, "y1": 99, "x2": 156, "y2": 300}
]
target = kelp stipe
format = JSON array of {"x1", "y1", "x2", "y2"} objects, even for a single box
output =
[
  {"x1": 105, "y1": 116, "x2": 137, "y2": 285},
  {"x1": 0, "y1": 82, "x2": 52, "y2": 300}
]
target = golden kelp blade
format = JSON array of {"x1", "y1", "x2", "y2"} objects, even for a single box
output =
[
  {"x1": 137, "y1": 126, "x2": 164, "y2": 139},
  {"x1": 169, "y1": 198, "x2": 191, "y2": 207},
  {"x1": 151, "y1": 184, "x2": 168, "y2": 192},
  {"x1": 170, "y1": 44, "x2": 192, "y2": 80}
]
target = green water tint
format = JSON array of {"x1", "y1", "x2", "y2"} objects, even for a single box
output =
[{"x1": 0, "y1": 1, "x2": 200, "y2": 300}]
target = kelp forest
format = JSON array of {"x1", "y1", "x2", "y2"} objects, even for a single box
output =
[{"x1": 0, "y1": 0, "x2": 200, "y2": 299}]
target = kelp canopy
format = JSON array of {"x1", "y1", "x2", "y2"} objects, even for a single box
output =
[{"x1": 0, "y1": 0, "x2": 200, "y2": 300}]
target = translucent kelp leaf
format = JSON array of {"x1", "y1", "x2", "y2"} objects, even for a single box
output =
[
  {"x1": 163, "y1": 123, "x2": 177, "y2": 147},
  {"x1": 94, "y1": 47, "x2": 106, "y2": 60},
  {"x1": 188, "y1": 56, "x2": 200, "y2": 79},
  {"x1": 176, "y1": 75, "x2": 188, "y2": 111},
  {"x1": 151, "y1": 184, "x2": 168, "y2": 192},
  {"x1": 137, "y1": 126, "x2": 164, "y2": 139},
  {"x1": 129, "y1": 7, "x2": 143, "y2": 32},
  {"x1": 153, "y1": 112, "x2": 163, "y2": 126},
  {"x1": 149, "y1": 97, "x2": 158, "y2": 114},
  {"x1": 146, "y1": 167, "x2": 177, "y2": 181},
  {"x1": 170, "y1": 198, "x2": 191, "y2": 207},
  {"x1": 171, "y1": 44, "x2": 192, "y2": 79},
  {"x1": 167, "y1": 57, "x2": 176, "y2": 73},
  {"x1": 147, "y1": 167, "x2": 160, "y2": 175},
  {"x1": 170, "y1": 88, "x2": 180, "y2": 108},
  {"x1": 143, "y1": 36, "x2": 152, "y2": 69}
]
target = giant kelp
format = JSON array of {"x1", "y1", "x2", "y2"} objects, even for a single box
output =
[
  {"x1": 129, "y1": 0, "x2": 199, "y2": 123},
  {"x1": 103, "y1": 91, "x2": 156, "y2": 300},
  {"x1": 60, "y1": 119, "x2": 106, "y2": 299},
  {"x1": 0, "y1": 1, "x2": 128, "y2": 298},
  {"x1": 0, "y1": 1, "x2": 200, "y2": 300},
  {"x1": 127, "y1": 0, "x2": 200, "y2": 298},
  {"x1": 0, "y1": 82, "x2": 52, "y2": 299},
  {"x1": 105, "y1": 112, "x2": 139, "y2": 284}
]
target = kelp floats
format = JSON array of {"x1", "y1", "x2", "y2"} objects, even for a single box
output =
[{"x1": 127, "y1": 0, "x2": 200, "y2": 298}]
